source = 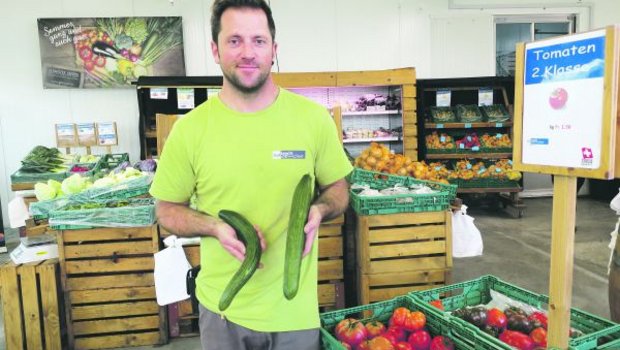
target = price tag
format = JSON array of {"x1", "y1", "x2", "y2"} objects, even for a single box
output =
[
  {"x1": 496, "y1": 133, "x2": 502, "y2": 139},
  {"x1": 435, "y1": 166, "x2": 442, "y2": 171},
  {"x1": 97, "y1": 122, "x2": 118, "y2": 146},
  {"x1": 495, "y1": 122, "x2": 503, "y2": 128},
  {"x1": 478, "y1": 88, "x2": 493, "y2": 106},
  {"x1": 466, "y1": 163, "x2": 472, "y2": 169},
  {"x1": 440, "y1": 136, "x2": 446, "y2": 143},
  {"x1": 436, "y1": 124, "x2": 444, "y2": 129},
  {"x1": 459, "y1": 143, "x2": 465, "y2": 150},
  {"x1": 508, "y1": 160, "x2": 513, "y2": 165},
  {"x1": 77, "y1": 122, "x2": 97, "y2": 146},
  {"x1": 55, "y1": 123, "x2": 77, "y2": 148},
  {"x1": 496, "y1": 168, "x2": 503, "y2": 173},
  {"x1": 472, "y1": 146, "x2": 480, "y2": 151},
  {"x1": 478, "y1": 169, "x2": 486, "y2": 175},
  {"x1": 150, "y1": 87, "x2": 168, "y2": 99},
  {"x1": 464, "y1": 123, "x2": 472, "y2": 128},
  {"x1": 177, "y1": 88, "x2": 195, "y2": 109},
  {"x1": 436, "y1": 90, "x2": 451, "y2": 107}
]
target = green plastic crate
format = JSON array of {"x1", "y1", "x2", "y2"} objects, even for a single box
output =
[
  {"x1": 449, "y1": 178, "x2": 520, "y2": 189},
  {"x1": 10, "y1": 168, "x2": 68, "y2": 184},
  {"x1": 49, "y1": 197, "x2": 155, "y2": 230},
  {"x1": 409, "y1": 275, "x2": 620, "y2": 350},
  {"x1": 349, "y1": 168, "x2": 457, "y2": 215},
  {"x1": 99, "y1": 153, "x2": 130, "y2": 172},
  {"x1": 320, "y1": 295, "x2": 483, "y2": 350}
]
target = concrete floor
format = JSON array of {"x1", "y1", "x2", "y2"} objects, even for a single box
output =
[{"x1": 0, "y1": 196, "x2": 617, "y2": 349}]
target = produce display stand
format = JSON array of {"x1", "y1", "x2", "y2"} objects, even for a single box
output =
[
  {"x1": 56, "y1": 225, "x2": 167, "y2": 349},
  {"x1": 512, "y1": 26, "x2": 620, "y2": 349},
  {"x1": 417, "y1": 76, "x2": 525, "y2": 217},
  {"x1": 354, "y1": 210, "x2": 452, "y2": 305},
  {"x1": 273, "y1": 67, "x2": 418, "y2": 160},
  {"x1": 0, "y1": 258, "x2": 64, "y2": 350}
]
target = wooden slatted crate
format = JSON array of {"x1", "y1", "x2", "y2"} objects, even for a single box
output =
[
  {"x1": 318, "y1": 215, "x2": 345, "y2": 310},
  {"x1": 356, "y1": 211, "x2": 452, "y2": 305},
  {"x1": 57, "y1": 225, "x2": 167, "y2": 350},
  {"x1": 0, "y1": 259, "x2": 64, "y2": 350}
]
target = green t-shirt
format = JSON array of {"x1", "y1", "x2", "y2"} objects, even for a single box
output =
[{"x1": 150, "y1": 88, "x2": 352, "y2": 332}]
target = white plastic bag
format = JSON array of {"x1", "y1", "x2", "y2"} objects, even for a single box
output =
[
  {"x1": 154, "y1": 241, "x2": 192, "y2": 306},
  {"x1": 452, "y1": 205, "x2": 483, "y2": 258}
]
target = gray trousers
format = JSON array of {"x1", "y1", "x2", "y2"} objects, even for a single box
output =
[{"x1": 199, "y1": 304, "x2": 320, "y2": 350}]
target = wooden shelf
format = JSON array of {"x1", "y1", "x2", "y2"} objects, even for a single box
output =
[
  {"x1": 426, "y1": 152, "x2": 512, "y2": 159},
  {"x1": 425, "y1": 121, "x2": 513, "y2": 129},
  {"x1": 343, "y1": 136, "x2": 400, "y2": 144},
  {"x1": 457, "y1": 187, "x2": 522, "y2": 193},
  {"x1": 342, "y1": 110, "x2": 400, "y2": 116}
]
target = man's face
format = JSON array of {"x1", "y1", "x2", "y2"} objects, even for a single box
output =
[{"x1": 211, "y1": 7, "x2": 276, "y2": 94}]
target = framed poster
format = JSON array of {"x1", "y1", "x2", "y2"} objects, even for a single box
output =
[
  {"x1": 38, "y1": 17, "x2": 185, "y2": 89},
  {"x1": 513, "y1": 26, "x2": 619, "y2": 179}
]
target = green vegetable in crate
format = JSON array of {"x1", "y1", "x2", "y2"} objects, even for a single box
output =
[
  {"x1": 218, "y1": 210, "x2": 262, "y2": 311},
  {"x1": 34, "y1": 179, "x2": 62, "y2": 201},
  {"x1": 21, "y1": 145, "x2": 73, "y2": 173},
  {"x1": 283, "y1": 173, "x2": 313, "y2": 300},
  {"x1": 61, "y1": 174, "x2": 91, "y2": 195}
]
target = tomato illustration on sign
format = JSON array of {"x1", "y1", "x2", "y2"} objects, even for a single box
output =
[{"x1": 549, "y1": 87, "x2": 568, "y2": 109}]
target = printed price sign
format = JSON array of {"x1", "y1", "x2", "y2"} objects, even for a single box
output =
[
  {"x1": 77, "y1": 122, "x2": 97, "y2": 146},
  {"x1": 150, "y1": 87, "x2": 168, "y2": 99},
  {"x1": 478, "y1": 88, "x2": 493, "y2": 106},
  {"x1": 436, "y1": 90, "x2": 451, "y2": 107},
  {"x1": 513, "y1": 26, "x2": 618, "y2": 179},
  {"x1": 55, "y1": 123, "x2": 77, "y2": 147},
  {"x1": 177, "y1": 88, "x2": 195, "y2": 109},
  {"x1": 97, "y1": 122, "x2": 118, "y2": 146}
]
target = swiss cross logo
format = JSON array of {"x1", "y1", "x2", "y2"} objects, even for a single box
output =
[{"x1": 581, "y1": 147, "x2": 593, "y2": 167}]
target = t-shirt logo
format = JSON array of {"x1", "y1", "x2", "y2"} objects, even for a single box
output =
[{"x1": 273, "y1": 150, "x2": 306, "y2": 159}]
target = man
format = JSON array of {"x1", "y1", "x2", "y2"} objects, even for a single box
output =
[{"x1": 149, "y1": 0, "x2": 352, "y2": 349}]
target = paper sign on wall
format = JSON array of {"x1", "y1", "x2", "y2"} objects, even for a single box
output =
[
  {"x1": 177, "y1": 88, "x2": 195, "y2": 109},
  {"x1": 77, "y1": 122, "x2": 97, "y2": 146},
  {"x1": 521, "y1": 29, "x2": 606, "y2": 170},
  {"x1": 436, "y1": 90, "x2": 451, "y2": 107},
  {"x1": 55, "y1": 123, "x2": 77, "y2": 147},
  {"x1": 97, "y1": 122, "x2": 118, "y2": 146}
]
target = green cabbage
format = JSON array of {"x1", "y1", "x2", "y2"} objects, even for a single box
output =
[
  {"x1": 34, "y1": 182, "x2": 57, "y2": 201},
  {"x1": 61, "y1": 174, "x2": 90, "y2": 195},
  {"x1": 124, "y1": 18, "x2": 148, "y2": 43}
]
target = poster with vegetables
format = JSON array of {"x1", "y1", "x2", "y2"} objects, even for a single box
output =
[{"x1": 38, "y1": 17, "x2": 185, "y2": 89}]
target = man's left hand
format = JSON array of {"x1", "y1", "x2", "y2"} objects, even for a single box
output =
[{"x1": 302, "y1": 205, "x2": 323, "y2": 257}]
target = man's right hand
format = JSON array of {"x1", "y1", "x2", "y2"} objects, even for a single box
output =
[{"x1": 215, "y1": 221, "x2": 267, "y2": 262}]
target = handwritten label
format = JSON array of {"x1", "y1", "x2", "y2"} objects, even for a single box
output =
[{"x1": 40, "y1": 20, "x2": 83, "y2": 48}]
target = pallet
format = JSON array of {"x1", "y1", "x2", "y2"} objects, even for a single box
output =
[
  {"x1": 57, "y1": 225, "x2": 167, "y2": 349},
  {"x1": 0, "y1": 259, "x2": 64, "y2": 350},
  {"x1": 355, "y1": 211, "x2": 452, "y2": 305}
]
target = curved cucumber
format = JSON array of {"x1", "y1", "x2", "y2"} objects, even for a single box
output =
[
  {"x1": 283, "y1": 173, "x2": 313, "y2": 300},
  {"x1": 218, "y1": 210, "x2": 261, "y2": 311}
]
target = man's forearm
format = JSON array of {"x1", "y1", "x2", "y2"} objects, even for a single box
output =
[
  {"x1": 156, "y1": 200, "x2": 221, "y2": 238},
  {"x1": 313, "y1": 178, "x2": 350, "y2": 222}
]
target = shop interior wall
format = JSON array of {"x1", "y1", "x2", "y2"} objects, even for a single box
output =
[{"x1": 1, "y1": 0, "x2": 619, "y2": 225}]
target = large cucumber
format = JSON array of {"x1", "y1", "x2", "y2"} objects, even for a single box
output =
[
  {"x1": 283, "y1": 173, "x2": 313, "y2": 300},
  {"x1": 218, "y1": 210, "x2": 261, "y2": 311}
]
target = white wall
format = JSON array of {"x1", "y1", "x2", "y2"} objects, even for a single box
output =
[{"x1": 2, "y1": 0, "x2": 620, "y2": 224}]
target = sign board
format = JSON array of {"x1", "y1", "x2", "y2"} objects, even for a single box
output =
[
  {"x1": 43, "y1": 64, "x2": 84, "y2": 88},
  {"x1": 513, "y1": 26, "x2": 619, "y2": 179},
  {"x1": 55, "y1": 123, "x2": 78, "y2": 148},
  {"x1": 77, "y1": 122, "x2": 97, "y2": 146},
  {"x1": 96, "y1": 122, "x2": 118, "y2": 146}
]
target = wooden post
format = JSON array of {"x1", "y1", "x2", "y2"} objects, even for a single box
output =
[{"x1": 547, "y1": 175, "x2": 577, "y2": 349}]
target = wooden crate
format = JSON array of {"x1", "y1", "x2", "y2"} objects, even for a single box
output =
[
  {"x1": 0, "y1": 259, "x2": 64, "y2": 350},
  {"x1": 355, "y1": 211, "x2": 452, "y2": 305},
  {"x1": 318, "y1": 215, "x2": 345, "y2": 310},
  {"x1": 57, "y1": 225, "x2": 167, "y2": 349}
]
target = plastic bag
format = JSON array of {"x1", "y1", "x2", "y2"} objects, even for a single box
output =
[
  {"x1": 452, "y1": 205, "x2": 483, "y2": 258},
  {"x1": 154, "y1": 243, "x2": 192, "y2": 305}
]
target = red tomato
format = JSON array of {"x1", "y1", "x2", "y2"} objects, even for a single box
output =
[
  {"x1": 336, "y1": 319, "x2": 368, "y2": 347},
  {"x1": 430, "y1": 336, "x2": 455, "y2": 350},
  {"x1": 498, "y1": 330, "x2": 536, "y2": 350},
  {"x1": 357, "y1": 340, "x2": 371, "y2": 350},
  {"x1": 78, "y1": 46, "x2": 92, "y2": 61},
  {"x1": 408, "y1": 329, "x2": 431, "y2": 350},
  {"x1": 429, "y1": 300, "x2": 444, "y2": 311},
  {"x1": 382, "y1": 332, "x2": 398, "y2": 346},
  {"x1": 93, "y1": 55, "x2": 106, "y2": 68},
  {"x1": 404, "y1": 311, "x2": 426, "y2": 332},
  {"x1": 528, "y1": 312, "x2": 548, "y2": 329},
  {"x1": 386, "y1": 326, "x2": 408, "y2": 342},
  {"x1": 486, "y1": 308, "x2": 508, "y2": 329},
  {"x1": 84, "y1": 59, "x2": 95, "y2": 72},
  {"x1": 340, "y1": 341, "x2": 352, "y2": 350},
  {"x1": 390, "y1": 307, "x2": 411, "y2": 328},
  {"x1": 366, "y1": 320, "x2": 386, "y2": 339},
  {"x1": 336, "y1": 319, "x2": 358, "y2": 335},
  {"x1": 395, "y1": 341, "x2": 414, "y2": 350},
  {"x1": 529, "y1": 327, "x2": 547, "y2": 348},
  {"x1": 368, "y1": 336, "x2": 395, "y2": 350}
]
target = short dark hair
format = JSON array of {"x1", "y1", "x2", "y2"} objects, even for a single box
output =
[{"x1": 211, "y1": 0, "x2": 276, "y2": 43}]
